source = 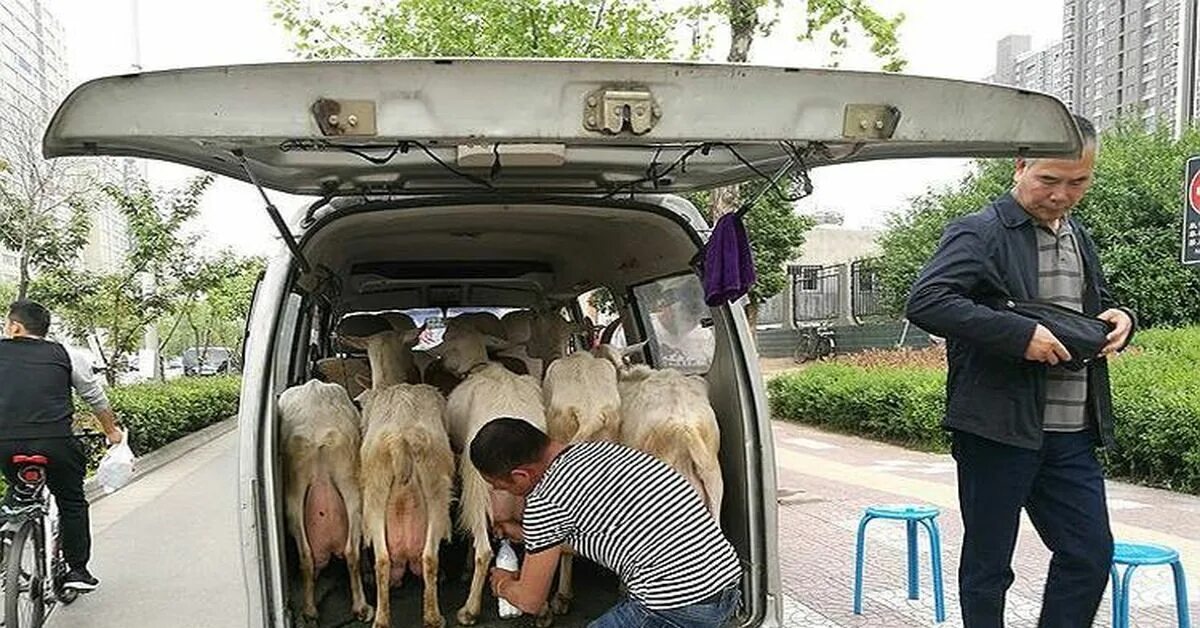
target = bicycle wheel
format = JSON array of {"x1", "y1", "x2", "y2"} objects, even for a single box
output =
[
  {"x1": 5, "y1": 520, "x2": 45, "y2": 628},
  {"x1": 792, "y1": 333, "x2": 817, "y2": 363},
  {"x1": 816, "y1": 336, "x2": 835, "y2": 359}
]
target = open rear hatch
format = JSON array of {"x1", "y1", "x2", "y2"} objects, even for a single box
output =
[{"x1": 44, "y1": 58, "x2": 1082, "y2": 201}]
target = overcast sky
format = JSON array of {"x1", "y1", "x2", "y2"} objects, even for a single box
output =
[{"x1": 48, "y1": 0, "x2": 1065, "y2": 256}]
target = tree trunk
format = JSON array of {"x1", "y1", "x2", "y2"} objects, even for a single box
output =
[
  {"x1": 17, "y1": 250, "x2": 29, "y2": 300},
  {"x1": 726, "y1": 0, "x2": 758, "y2": 63},
  {"x1": 708, "y1": 0, "x2": 759, "y2": 222}
]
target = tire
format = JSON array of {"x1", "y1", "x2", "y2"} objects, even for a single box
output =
[
  {"x1": 5, "y1": 520, "x2": 45, "y2": 628},
  {"x1": 816, "y1": 336, "x2": 835, "y2": 359},
  {"x1": 793, "y1": 333, "x2": 817, "y2": 363}
]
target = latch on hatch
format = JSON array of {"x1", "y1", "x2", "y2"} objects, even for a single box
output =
[{"x1": 583, "y1": 87, "x2": 661, "y2": 135}]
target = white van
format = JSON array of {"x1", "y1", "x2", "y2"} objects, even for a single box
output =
[{"x1": 43, "y1": 59, "x2": 1081, "y2": 627}]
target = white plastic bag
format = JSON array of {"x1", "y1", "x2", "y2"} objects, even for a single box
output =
[
  {"x1": 495, "y1": 539, "x2": 522, "y2": 618},
  {"x1": 94, "y1": 430, "x2": 135, "y2": 494}
]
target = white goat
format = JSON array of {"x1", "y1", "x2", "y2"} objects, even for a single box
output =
[
  {"x1": 433, "y1": 326, "x2": 547, "y2": 626},
  {"x1": 539, "y1": 349, "x2": 622, "y2": 614},
  {"x1": 278, "y1": 379, "x2": 371, "y2": 624},
  {"x1": 314, "y1": 356, "x2": 372, "y2": 399},
  {"x1": 595, "y1": 344, "x2": 724, "y2": 519},
  {"x1": 357, "y1": 384, "x2": 454, "y2": 628}
]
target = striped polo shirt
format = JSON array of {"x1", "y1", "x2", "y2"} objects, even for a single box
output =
[
  {"x1": 522, "y1": 441, "x2": 741, "y2": 610},
  {"x1": 1036, "y1": 220, "x2": 1089, "y2": 432}
]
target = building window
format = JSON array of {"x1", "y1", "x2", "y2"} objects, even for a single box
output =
[{"x1": 796, "y1": 267, "x2": 819, "y2": 292}]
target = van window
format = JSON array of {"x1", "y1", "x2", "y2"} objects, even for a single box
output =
[{"x1": 631, "y1": 274, "x2": 714, "y2": 373}]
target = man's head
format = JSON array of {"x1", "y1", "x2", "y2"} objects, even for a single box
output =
[
  {"x1": 5, "y1": 300, "x2": 51, "y2": 338},
  {"x1": 1012, "y1": 114, "x2": 1098, "y2": 224},
  {"x1": 469, "y1": 417, "x2": 551, "y2": 497}
]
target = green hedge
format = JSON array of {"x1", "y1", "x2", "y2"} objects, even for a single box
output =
[
  {"x1": 82, "y1": 375, "x2": 242, "y2": 454},
  {"x1": 768, "y1": 327, "x2": 1200, "y2": 493}
]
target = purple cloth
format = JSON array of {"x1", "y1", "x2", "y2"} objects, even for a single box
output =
[{"x1": 702, "y1": 211, "x2": 756, "y2": 306}]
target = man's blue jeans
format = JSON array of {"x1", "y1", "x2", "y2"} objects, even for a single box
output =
[{"x1": 588, "y1": 587, "x2": 740, "y2": 628}]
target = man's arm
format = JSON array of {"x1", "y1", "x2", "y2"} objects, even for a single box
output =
[
  {"x1": 490, "y1": 544, "x2": 562, "y2": 615},
  {"x1": 67, "y1": 348, "x2": 122, "y2": 444},
  {"x1": 906, "y1": 220, "x2": 1042, "y2": 360}
]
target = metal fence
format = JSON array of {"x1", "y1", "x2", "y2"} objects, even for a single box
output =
[
  {"x1": 851, "y1": 258, "x2": 886, "y2": 321},
  {"x1": 791, "y1": 264, "x2": 840, "y2": 323}
]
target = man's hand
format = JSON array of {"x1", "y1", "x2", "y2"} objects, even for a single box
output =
[
  {"x1": 105, "y1": 427, "x2": 123, "y2": 447},
  {"x1": 493, "y1": 521, "x2": 523, "y2": 542},
  {"x1": 489, "y1": 567, "x2": 518, "y2": 598},
  {"x1": 1024, "y1": 324, "x2": 1072, "y2": 366},
  {"x1": 1097, "y1": 308, "x2": 1133, "y2": 356}
]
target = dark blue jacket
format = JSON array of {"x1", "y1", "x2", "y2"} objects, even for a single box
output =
[{"x1": 905, "y1": 192, "x2": 1135, "y2": 450}]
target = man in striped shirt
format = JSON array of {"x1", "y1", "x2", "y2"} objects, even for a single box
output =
[
  {"x1": 471, "y1": 417, "x2": 742, "y2": 628},
  {"x1": 907, "y1": 115, "x2": 1136, "y2": 628}
]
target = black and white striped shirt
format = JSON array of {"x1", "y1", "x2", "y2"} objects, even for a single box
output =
[{"x1": 522, "y1": 441, "x2": 741, "y2": 610}]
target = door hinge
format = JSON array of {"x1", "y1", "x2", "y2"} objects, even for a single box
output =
[
  {"x1": 312, "y1": 98, "x2": 377, "y2": 137},
  {"x1": 842, "y1": 104, "x2": 901, "y2": 140}
]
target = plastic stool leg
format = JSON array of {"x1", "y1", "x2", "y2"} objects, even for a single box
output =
[
  {"x1": 854, "y1": 515, "x2": 872, "y2": 615},
  {"x1": 920, "y1": 517, "x2": 946, "y2": 623},
  {"x1": 1119, "y1": 564, "x2": 1139, "y2": 628},
  {"x1": 1171, "y1": 561, "x2": 1190, "y2": 628},
  {"x1": 907, "y1": 519, "x2": 919, "y2": 600},
  {"x1": 1110, "y1": 565, "x2": 1123, "y2": 628}
]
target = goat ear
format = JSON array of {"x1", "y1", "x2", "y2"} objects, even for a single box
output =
[
  {"x1": 482, "y1": 334, "x2": 510, "y2": 351},
  {"x1": 620, "y1": 341, "x2": 649, "y2": 359},
  {"x1": 338, "y1": 334, "x2": 368, "y2": 351},
  {"x1": 400, "y1": 324, "x2": 426, "y2": 346}
]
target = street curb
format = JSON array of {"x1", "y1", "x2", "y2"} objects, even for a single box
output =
[{"x1": 85, "y1": 416, "x2": 238, "y2": 502}]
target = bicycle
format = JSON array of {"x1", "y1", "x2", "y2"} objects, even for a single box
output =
[
  {"x1": 0, "y1": 433, "x2": 107, "y2": 628},
  {"x1": 792, "y1": 325, "x2": 836, "y2": 363}
]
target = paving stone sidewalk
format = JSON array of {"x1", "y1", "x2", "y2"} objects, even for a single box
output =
[{"x1": 771, "y1": 421, "x2": 1199, "y2": 627}]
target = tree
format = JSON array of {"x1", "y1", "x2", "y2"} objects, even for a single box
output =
[
  {"x1": 0, "y1": 281, "x2": 15, "y2": 309},
  {"x1": 876, "y1": 121, "x2": 1200, "y2": 329},
  {"x1": 271, "y1": 0, "x2": 682, "y2": 60},
  {"x1": 0, "y1": 109, "x2": 94, "y2": 300},
  {"x1": 32, "y1": 174, "x2": 215, "y2": 384},
  {"x1": 158, "y1": 253, "x2": 265, "y2": 365}
]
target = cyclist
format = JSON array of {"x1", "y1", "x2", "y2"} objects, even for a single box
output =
[{"x1": 0, "y1": 300, "x2": 123, "y2": 592}]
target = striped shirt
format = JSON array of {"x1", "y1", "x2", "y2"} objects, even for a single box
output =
[
  {"x1": 1036, "y1": 221, "x2": 1089, "y2": 432},
  {"x1": 522, "y1": 441, "x2": 741, "y2": 610}
]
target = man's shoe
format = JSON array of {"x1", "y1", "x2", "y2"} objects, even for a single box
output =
[{"x1": 62, "y1": 568, "x2": 99, "y2": 592}]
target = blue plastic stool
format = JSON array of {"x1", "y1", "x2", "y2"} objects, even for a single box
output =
[
  {"x1": 1110, "y1": 541, "x2": 1190, "y2": 628},
  {"x1": 853, "y1": 504, "x2": 945, "y2": 623}
]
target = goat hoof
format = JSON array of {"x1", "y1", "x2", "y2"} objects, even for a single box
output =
[
  {"x1": 456, "y1": 607, "x2": 478, "y2": 626},
  {"x1": 424, "y1": 613, "x2": 446, "y2": 628},
  {"x1": 551, "y1": 594, "x2": 572, "y2": 616},
  {"x1": 354, "y1": 603, "x2": 375, "y2": 624},
  {"x1": 535, "y1": 609, "x2": 556, "y2": 628},
  {"x1": 300, "y1": 612, "x2": 319, "y2": 628}
]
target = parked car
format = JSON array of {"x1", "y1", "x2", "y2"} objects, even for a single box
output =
[
  {"x1": 43, "y1": 57, "x2": 1084, "y2": 627},
  {"x1": 180, "y1": 346, "x2": 237, "y2": 376}
]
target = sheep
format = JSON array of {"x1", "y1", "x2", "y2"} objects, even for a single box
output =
[
  {"x1": 431, "y1": 326, "x2": 547, "y2": 626},
  {"x1": 278, "y1": 379, "x2": 371, "y2": 625},
  {"x1": 357, "y1": 383, "x2": 454, "y2": 628},
  {"x1": 595, "y1": 344, "x2": 724, "y2": 519},
  {"x1": 539, "y1": 349, "x2": 622, "y2": 614}
]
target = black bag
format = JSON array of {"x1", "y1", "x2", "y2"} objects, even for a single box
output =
[{"x1": 998, "y1": 299, "x2": 1114, "y2": 371}]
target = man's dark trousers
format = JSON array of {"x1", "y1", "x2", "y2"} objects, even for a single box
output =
[
  {"x1": 0, "y1": 437, "x2": 91, "y2": 569},
  {"x1": 953, "y1": 430, "x2": 1113, "y2": 628}
]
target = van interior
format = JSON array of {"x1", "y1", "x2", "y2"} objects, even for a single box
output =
[{"x1": 268, "y1": 196, "x2": 764, "y2": 628}]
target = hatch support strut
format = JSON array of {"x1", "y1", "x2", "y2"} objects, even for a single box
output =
[{"x1": 233, "y1": 150, "x2": 312, "y2": 274}]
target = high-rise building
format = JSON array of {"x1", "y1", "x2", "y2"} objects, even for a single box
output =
[
  {"x1": 992, "y1": 0, "x2": 1200, "y2": 133},
  {"x1": 0, "y1": 0, "x2": 131, "y2": 283}
]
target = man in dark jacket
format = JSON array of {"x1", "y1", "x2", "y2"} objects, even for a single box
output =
[
  {"x1": 906, "y1": 115, "x2": 1135, "y2": 628},
  {"x1": 0, "y1": 300, "x2": 123, "y2": 591}
]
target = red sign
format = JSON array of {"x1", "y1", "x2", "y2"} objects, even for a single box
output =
[{"x1": 1191, "y1": 169, "x2": 1200, "y2": 215}]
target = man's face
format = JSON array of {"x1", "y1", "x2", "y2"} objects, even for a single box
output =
[
  {"x1": 3, "y1": 318, "x2": 19, "y2": 338},
  {"x1": 1012, "y1": 147, "x2": 1096, "y2": 224},
  {"x1": 485, "y1": 468, "x2": 535, "y2": 497}
]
